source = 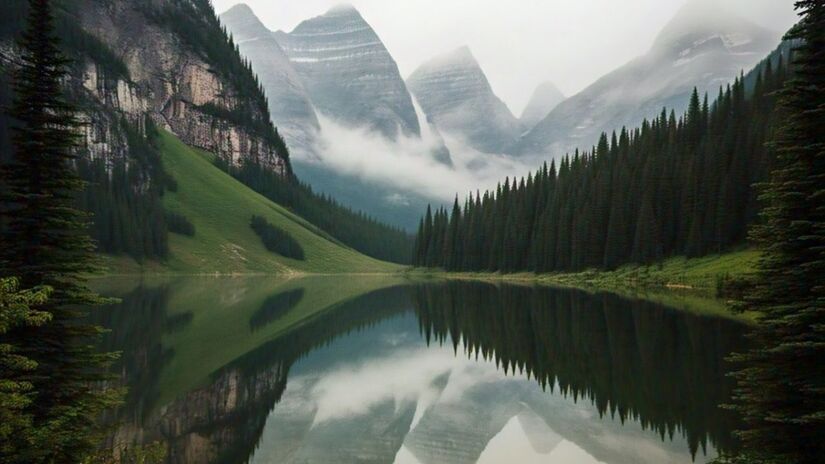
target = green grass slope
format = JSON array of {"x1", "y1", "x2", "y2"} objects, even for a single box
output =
[{"x1": 113, "y1": 131, "x2": 403, "y2": 274}]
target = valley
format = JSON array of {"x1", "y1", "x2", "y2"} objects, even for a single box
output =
[{"x1": 0, "y1": 1, "x2": 820, "y2": 464}]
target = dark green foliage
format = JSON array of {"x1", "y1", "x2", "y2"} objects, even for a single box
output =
[
  {"x1": 76, "y1": 118, "x2": 169, "y2": 260},
  {"x1": 0, "y1": 1, "x2": 119, "y2": 462},
  {"x1": 1, "y1": 0, "x2": 129, "y2": 80},
  {"x1": 166, "y1": 212, "x2": 195, "y2": 237},
  {"x1": 222, "y1": 159, "x2": 413, "y2": 264},
  {"x1": 0, "y1": 278, "x2": 51, "y2": 458},
  {"x1": 250, "y1": 215, "x2": 305, "y2": 260},
  {"x1": 249, "y1": 289, "x2": 305, "y2": 332},
  {"x1": 411, "y1": 281, "x2": 747, "y2": 459},
  {"x1": 414, "y1": 50, "x2": 789, "y2": 272},
  {"x1": 2, "y1": 0, "x2": 170, "y2": 262},
  {"x1": 722, "y1": 3, "x2": 825, "y2": 464}
]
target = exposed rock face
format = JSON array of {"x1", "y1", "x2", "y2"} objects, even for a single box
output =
[
  {"x1": 1, "y1": 0, "x2": 290, "y2": 176},
  {"x1": 220, "y1": 4, "x2": 320, "y2": 160},
  {"x1": 513, "y1": 1, "x2": 780, "y2": 159},
  {"x1": 273, "y1": 4, "x2": 421, "y2": 140},
  {"x1": 519, "y1": 81, "x2": 565, "y2": 130},
  {"x1": 107, "y1": 362, "x2": 289, "y2": 464},
  {"x1": 407, "y1": 46, "x2": 522, "y2": 154}
]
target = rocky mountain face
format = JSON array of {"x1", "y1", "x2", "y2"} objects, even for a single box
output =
[
  {"x1": 407, "y1": 46, "x2": 522, "y2": 154},
  {"x1": 273, "y1": 4, "x2": 421, "y2": 141},
  {"x1": 219, "y1": 4, "x2": 320, "y2": 159},
  {"x1": 512, "y1": 1, "x2": 780, "y2": 159},
  {"x1": 1, "y1": 0, "x2": 290, "y2": 175},
  {"x1": 519, "y1": 81, "x2": 565, "y2": 130},
  {"x1": 218, "y1": 3, "x2": 450, "y2": 230}
]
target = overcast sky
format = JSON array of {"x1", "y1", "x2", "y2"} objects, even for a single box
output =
[{"x1": 211, "y1": 0, "x2": 798, "y2": 115}]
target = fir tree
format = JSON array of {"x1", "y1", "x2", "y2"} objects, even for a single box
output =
[
  {"x1": 724, "y1": 3, "x2": 825, "y2": 463},
  {"x1": 0, "y1": 1, "x2": 118, "y2": 462}
]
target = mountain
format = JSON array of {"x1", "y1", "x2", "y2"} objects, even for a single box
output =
[
  {"x1": 218, "y1": 3, "x2": 450, "y2": 230},
  {"x1": 1, "y1": 0, "x2": 414, "y2": 267},
  {"x1": 0, "y1": 0, "x2": 293, "y2": 261},
  {"x1": 219, "y1": 3, "x2": 320, "y2": 159},
  {"x1": 519, "y1": 82, "x2": 565, "y2": 129},
  {"x1": 407, "y1": 46, "x2": 522, "y2": 154},
  {"x1": 273, "y1": 4, "x2": 421, "y2": 141},
  {"x1": 513, "y1": 1, "x2": 780, "y2": 159}
]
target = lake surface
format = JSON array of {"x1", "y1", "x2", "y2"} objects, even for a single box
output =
[{"x1": 90, "y1": 276, "x2": 747, "y2": 464}]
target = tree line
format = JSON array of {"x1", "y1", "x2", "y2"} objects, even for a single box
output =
[
  {"x1": 222, "y1": 159, "x2": 414, "y2": 264},
  {"x1": 413, "y1": 51, "x2": 788, "y2": 272}
]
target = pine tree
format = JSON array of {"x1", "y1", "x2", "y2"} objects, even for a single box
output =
[
  {"x1": 0, "y1": 1, "x2": 118, "y2": 461},
  {"x1": 725, "y1": 3, "x2": 825, "y2": 463}
]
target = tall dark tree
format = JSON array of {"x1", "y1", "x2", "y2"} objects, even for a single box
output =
[
  {"x1": 724, "y1": 3, "x2": 825, "y2": 463},
  {"x1": 0, "y1": 1, "x2": 117, "y2": 462}
]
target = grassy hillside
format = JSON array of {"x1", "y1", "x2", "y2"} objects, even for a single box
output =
[{"x1": 104, "y1": 131, "x2": 403, "y2": 275}]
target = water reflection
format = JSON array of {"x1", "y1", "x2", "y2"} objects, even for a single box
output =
[{"x1": 90, "y1": 277, "x2": 746, "y2": 464}]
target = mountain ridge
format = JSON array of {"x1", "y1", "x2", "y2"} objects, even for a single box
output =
[
  {"x1": 512, "y1": 1, "x2": 780, "y2": 159},
  {"x1": 407, "y1": 45, "x2": 522, "y2": 154}
]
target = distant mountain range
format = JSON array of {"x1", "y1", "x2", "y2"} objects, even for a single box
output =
[
  {"x1": 512, "y1": 1, "x2": 780, "y2": 159},
  {"x1": 519, "y1": 82, "x2": 565, "y2": 130},
  {"x1": 220, "y1": 2, "x2": 782, "y2": 228}
]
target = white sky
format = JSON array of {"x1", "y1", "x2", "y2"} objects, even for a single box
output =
[{"x1": 211, "y1": 0, "x2": 798, "y2": 115}]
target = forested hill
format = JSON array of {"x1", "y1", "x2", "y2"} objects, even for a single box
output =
[
  {"x1": 0, "y1": 0, "x2": 412, "y2": 265},
  {"x1": 413, "y1": 44, "x2": 791, "y2": 272}
]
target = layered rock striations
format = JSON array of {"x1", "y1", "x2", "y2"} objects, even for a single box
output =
[
  {"x1": 407, "y1": 46, "x2": 522, "y2": 154},
  {"x1": 273, "y1": 4, "x2": 421, "y2": 141},
  {"x1": 220, "y1": 4, "x2": 321, "y2": 159}
]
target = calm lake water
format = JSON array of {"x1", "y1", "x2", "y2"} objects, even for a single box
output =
[{"x1": 90, "y1": 276, "x2": 747, "y2": 464}]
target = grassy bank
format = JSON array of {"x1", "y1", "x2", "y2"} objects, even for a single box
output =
[
  {"x1": 407, "y1": 250, "x2": 761, "y2": 319},
  {"x1": 98, "y1": 131, "x2": 402, "y2": 275}
]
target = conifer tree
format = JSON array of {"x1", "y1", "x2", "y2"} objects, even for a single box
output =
[
  {"x1": 0, "y1": 1, "x2": 118, "y2": 461},
  {"x1": 725, "y1": 3, "x2": 825, "y2": 463}
]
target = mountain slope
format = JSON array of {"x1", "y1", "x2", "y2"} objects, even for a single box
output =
[
  {"x1": 219, "y1": 4, "x2": 321, "y2": 160},
  {"x1": 519, "y1": 82, "x2": 565, "y2": 129},
  {"x1": 513, "y1": 1, "x2": 780, "y2": 159},
  {"x1": 1, "y1": 0, "x2": 292, "y2": 262},
  {"x1": 156, "y1": 131, "x2": 401, "y2": 274},
  {"x1": 273, "y1": 4, "x2": 420, "y2": 140},
  {"x1": 408, "y1": 46, "x2": 522, "y2": 154}
]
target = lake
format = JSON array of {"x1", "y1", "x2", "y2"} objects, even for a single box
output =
[{"x1": 90, "y1": 276, "x2": 747, "y2": 464}]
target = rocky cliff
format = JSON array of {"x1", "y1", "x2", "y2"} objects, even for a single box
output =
[{"x1": 1, "y1": 0, "x2": 290, "y2": 175}]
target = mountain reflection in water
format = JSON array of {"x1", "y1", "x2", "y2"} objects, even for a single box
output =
[{"x1": 90, "y1": 277, "x2": 746, "y2": 464}]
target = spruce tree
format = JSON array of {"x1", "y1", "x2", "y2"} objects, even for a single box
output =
[
  {"x1": 725, "y1": 3, "x2": 825, "y2": 463},
  {"x1": 0, "y1": 1, "x2": 118, "y2": 462}
]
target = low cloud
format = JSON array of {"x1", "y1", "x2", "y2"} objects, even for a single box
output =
[{"x1": 296, "y1": 115, "x2": 536, "y2": 204}]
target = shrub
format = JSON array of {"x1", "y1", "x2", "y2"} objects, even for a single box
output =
[
  {"x1": 166, "y1": 212, "x2": 195, "y2": 237},
  {"x1": 250, "y1": 215, "x2": 305, "y2": 260}
]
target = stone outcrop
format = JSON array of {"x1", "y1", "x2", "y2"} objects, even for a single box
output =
[{"x1": 1, "y1": 0, "x2": 291, "y2": 176}]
